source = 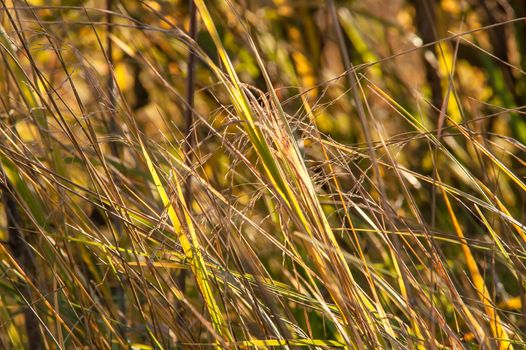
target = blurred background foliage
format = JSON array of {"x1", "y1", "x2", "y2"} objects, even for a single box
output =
[{"x1": 1, "y1": 0, "x2": 526, "y2": 349}]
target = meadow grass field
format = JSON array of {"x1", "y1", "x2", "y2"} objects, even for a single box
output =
[{"x1": 1, "y1": 0, "x2": 526, "y2": 349}]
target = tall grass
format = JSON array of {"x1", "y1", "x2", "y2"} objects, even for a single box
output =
[{"x1": 0, "y1": 0, "x2": 525, "y2": 349}]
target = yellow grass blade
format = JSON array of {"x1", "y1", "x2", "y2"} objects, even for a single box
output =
[
  {"x1": 441, "y1": 179, "x2": 514, "y2": 350},
  {"x1": 236, "y1": 338, "x2": 347, "y2": 348},
  {"x1": 140, "y1": 139, "x2": 232, "y2": 345}
]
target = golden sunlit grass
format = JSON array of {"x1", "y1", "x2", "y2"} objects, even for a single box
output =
[{"x1": 0, "y1": 0, "x2": 525, "y2": 349}]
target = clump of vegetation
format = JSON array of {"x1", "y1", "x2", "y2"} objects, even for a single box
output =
[{"x1": 1, "y1": 0, "x2": 525, "y2": 349}]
